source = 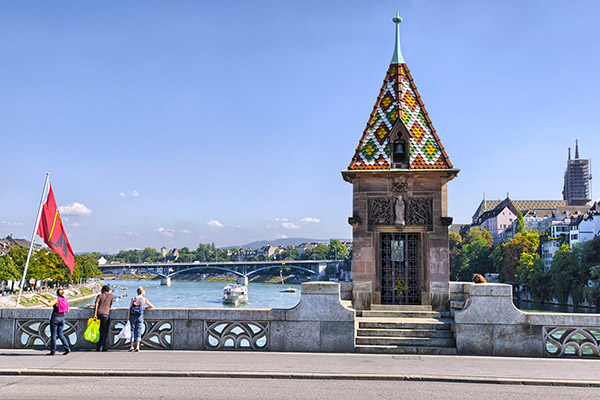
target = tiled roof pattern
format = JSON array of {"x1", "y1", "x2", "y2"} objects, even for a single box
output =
[
  {"x1": 473, "y1": 199, "x2": 568, "y2": 220},
  {"x1": 348, "y1": 64, "x2": 452, "y2": 170}
]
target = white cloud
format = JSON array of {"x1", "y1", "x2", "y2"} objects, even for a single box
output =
[
  {"x1": 155, "y1": 227, "x2": 175, "y2": 237},
  {"x1": 281, "y1": 222, "x2": 300, "y2": 230},
  {"x1": 300, "y1": 217, "x2": 320, "y2": 223},
  {"x1": 118, "y1": 192, "x2": 126, "y2": 198},
  {"x1": 179, "y1": 229, "x2": 192, "y2": 234},
  {"x1": 274, "y1": 217, "x2": 288, "y2": 222},
  {"x1": 132, "y1": 190, "x2": 140, "y2": 197},
  {"x1": 1, "y1": 220, "x2": 23, "y2": 227},
  {"x1": 124, "y1": 232, "x2": 140, "y2": 237},
  {"x1": 59, "y1": 203, "x2": 92, "y2": 216},
  {"x1": 275, "y1": 234, "x2": 288, "y2": 239},
  {"x1": 67, "y1": 222, "x2": 81, "y2": 228},
  {"x1": 207, "y1": 219, "x2": 224, "y2": 227}
]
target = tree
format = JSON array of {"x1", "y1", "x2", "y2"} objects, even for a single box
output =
[
  {"x1": 450, "y1": 227, "x2": 493, "y2": 281},
  {"x1": 0, "y1": 255, "x2": 19, "y2": 282},
  {"x1": 515, "y1": 211, "x2": 525, "y2": 234},
  {"x1": 300, "y1": 244, "x2": 329, "y2": 260},
  {"x1": 549, "y1": 244, "x2": 589, "y2": 305},
  {"x1": 502, "y1": 231, "x2": 539, "y2": 282},
  {"x1": 327, "y1": 239, "x2": 349, "y2": 260},
  {"x1": 517, "y1": 252, "x2": 552, "y2": 302},
  {"x1": 278, "y1": 248, "x2": 299, "y2": 261}
]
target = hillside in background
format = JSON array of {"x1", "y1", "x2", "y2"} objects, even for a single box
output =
[{"x1": 227, "y1": 238, "x2": 351, "y2": 250}]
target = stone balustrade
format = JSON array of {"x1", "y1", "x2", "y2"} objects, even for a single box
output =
[
  {"x1": 453, "y1": 282, "x2": 600, "y2": 358},
  {"x1": 0, "y1": 282, "x2": 355, "y2": 353}
]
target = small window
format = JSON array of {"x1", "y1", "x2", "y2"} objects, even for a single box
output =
[{"x1": 392, "y1": 140, "x2": 408, "y2": 168}]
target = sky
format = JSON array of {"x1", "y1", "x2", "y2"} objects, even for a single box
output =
[{"x1": 1, "y1": 0, "x2": 599, "y2": 253}]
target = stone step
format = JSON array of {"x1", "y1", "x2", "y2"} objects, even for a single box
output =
[
  {"x1": 356, "y1": 336, "x2": 455, "y2": 347},
  {"x1": 370, "y1": 305, "x2": 433, "y2": 312},
  {"x1": 357, "y1": 317, "x2": 453, "y2": 331},
  {"x1": 356, "y1": 328, "x2": 454, "y2": 338},
  {"x1": 355, "y1": 345, "x2": 458, "y2": 355},
  {"x1": 360, "y1": 310, "x2": 449, "y2": 319}
]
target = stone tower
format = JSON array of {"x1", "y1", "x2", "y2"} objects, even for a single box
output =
[
  {"x1": 563, "y1": 140, "x2": 591, "y2": 206},
  {"x1": 341, "y1": 15, "x2": 459, "y2": 311}
]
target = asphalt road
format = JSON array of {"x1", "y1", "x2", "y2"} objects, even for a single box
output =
[{"x1": 1, "y1": 376, "x2": 599, "y2": 400}]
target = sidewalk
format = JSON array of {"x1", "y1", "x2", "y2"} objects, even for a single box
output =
[{"x1": 1, "y1": 350, "x2": 599, "y2": 387}]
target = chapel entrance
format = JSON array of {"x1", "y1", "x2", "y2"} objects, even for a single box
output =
[{"x1": 380, "y1": 232, "x2": 420, "y2": 305}]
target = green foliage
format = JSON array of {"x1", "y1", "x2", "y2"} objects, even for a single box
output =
[
  {"x1": 300, "y1": 243, "x2": 329, "y2": 260},
  {"x1": 517, "y1": 252, "x2": 552, "y2": 301},
  {"x1": 0, "y1": 247, "x2": 101, "y2": 286},
  {"x1": 515, "y1": 211, "x2": 525, "y2": 234},
  {"x1": 327, "y1": 239, "x2": 349, "y2": 260},
  {"x1": 450, "y1": 227, "x2": 493, "y2": 281},
  {"x1": 502, "y1": 231, "x2": 539, "y2": 282}
]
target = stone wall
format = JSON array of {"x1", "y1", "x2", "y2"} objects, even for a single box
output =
[
  {"x1": 0, "y1": 282, "x2": 355, "y2": 353},
  {"x1": 453, "y1": 282, "x2": 600, "y2": 358}
]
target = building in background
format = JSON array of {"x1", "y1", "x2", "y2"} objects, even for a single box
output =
[{"x1": 563, "y1": 140, "x2": 592, "y2": 206}]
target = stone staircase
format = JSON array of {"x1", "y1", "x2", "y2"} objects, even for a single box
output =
[{"x1": 355, "y1": 305, "x2": 457, "y2": 355}]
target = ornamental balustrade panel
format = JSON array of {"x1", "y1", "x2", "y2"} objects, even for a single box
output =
[{"x1": 543, "y1": 326, "x2": 600, "y2": 358}]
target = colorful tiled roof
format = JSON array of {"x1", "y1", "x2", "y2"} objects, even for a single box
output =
[{"x1": 348, "y1": 18, "x2": 452, "y2": 171}]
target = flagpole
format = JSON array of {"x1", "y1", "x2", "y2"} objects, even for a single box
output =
[{"x1": 16, "y1": 173, "x2": 51, "y2": 307}]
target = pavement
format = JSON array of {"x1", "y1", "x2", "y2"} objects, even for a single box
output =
[{"x1": 1, "y1": 349, "x2": 599, "y2": 387}]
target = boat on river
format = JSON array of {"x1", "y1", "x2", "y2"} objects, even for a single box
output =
[
  {"x1": 279, "y1": 271, "x2": 298, "y2": 293},
  {"x1": 223, "y1": 284, "x2": 248, "y2": 306}
]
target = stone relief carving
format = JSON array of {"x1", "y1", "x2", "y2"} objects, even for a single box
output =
[
  {"x1": 367, "y1": 197, "x2": 395, "y2": 226},
  {"x1": 405, "y1": 197, "x2": 433, "y2": 227},
  {"x1": 205, "y1": 321, "x2": 269, "y2": 350},
  {"x1": 368, "y1": 195, "x2": 432, "y2": 228}
]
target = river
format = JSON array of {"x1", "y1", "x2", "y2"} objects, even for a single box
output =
[{"x1": 70, "y1": 279, "x2": 302, "y2": 309}]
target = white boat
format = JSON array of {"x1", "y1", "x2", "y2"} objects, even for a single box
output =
[
  {"x1": 279, "y1": 271, "x2": 298, "y2": 293},
  {"x1": 223, "y1": 284, "x2": 248, "y2": 306}
]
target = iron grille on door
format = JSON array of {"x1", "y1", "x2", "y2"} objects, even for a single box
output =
[{"x1": 380, "y1": 233, "x2": 420, "y2": 305}]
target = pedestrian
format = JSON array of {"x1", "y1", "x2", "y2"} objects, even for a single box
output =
[
  {"x1": 94, "y1": 285, "x2": 114, "y2": 352},
  {"x1": 40, "y1": 288, "x2": 71, "y2": 356},
  {"x1": 128, "y1": 286, "x2": 154, "y2": 352}
]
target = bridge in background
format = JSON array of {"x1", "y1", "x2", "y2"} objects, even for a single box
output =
[{"x1": 98, "y1": 260, "x2": 345, "y2": 285}]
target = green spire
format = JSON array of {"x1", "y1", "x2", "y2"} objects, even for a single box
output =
[{"x1": 391, "y1": 12, "x2": 405, "y2": 64}]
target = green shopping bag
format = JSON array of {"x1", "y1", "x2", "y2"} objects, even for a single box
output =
[{"x1": 84, "y1": 317, "x2": 101, "y2": 343}]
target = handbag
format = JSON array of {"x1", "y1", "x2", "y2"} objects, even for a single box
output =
[
  {"x1": 84, "y1": 318, "x2": 100, "y2": 343},
  {"x1": 118, "y1": 321, "x2": 132, "y2": 340}
]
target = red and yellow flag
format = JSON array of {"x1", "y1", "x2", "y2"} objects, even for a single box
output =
[{"x1": 36, "y1": 185, "x2": 75, "y2": 273}]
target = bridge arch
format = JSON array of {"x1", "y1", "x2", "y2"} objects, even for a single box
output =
[
  {"x1": 166, "y1": 266, "x2": 245, "y2": 278},
  {"x1": 245, "y1": 265, "x2": 317, "y2": 277}
]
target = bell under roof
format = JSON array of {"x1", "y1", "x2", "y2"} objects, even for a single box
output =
[{"x1": 348, "y1": 15, "x2": 453, "y2": 171}]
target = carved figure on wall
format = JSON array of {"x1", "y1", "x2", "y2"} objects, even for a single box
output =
[
  {"x1": 368, "y1": 197, "x2": 395, "y2": 226},
  {"x1": 406, "y1": 197, "x2": 433, "y2": 227},
  {"x1": 394, "y1": 195, "x2": 405, "y2": 226},
  {"x1": 392, "y1": 177, "x2": 408, "y2": 194}
]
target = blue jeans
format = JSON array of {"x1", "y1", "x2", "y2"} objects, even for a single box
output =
[
  {"x1": 130, "y1": 315, "x2": 144, "y2": 342},
  {"x1": 49, "y1": 316, "x2": 71, "y2": 353}
]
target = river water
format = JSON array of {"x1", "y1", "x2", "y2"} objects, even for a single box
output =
[{"x1": 71, "y1": 279, "x2": 302, "y2": 309}]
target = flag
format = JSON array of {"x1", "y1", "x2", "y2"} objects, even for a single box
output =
[{"x1": 36, "y1": 184, "x2": 75, "y2": 273}]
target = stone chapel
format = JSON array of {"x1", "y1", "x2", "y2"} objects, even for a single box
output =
[{"x1": 342, "y1": 15, "x2": 459, "y2": 311}]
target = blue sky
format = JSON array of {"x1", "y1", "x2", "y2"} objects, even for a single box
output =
[{"x1": 1, "y1": 0, "x2": 599, "y2": 253}]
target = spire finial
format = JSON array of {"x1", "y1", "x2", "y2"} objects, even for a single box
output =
[
  {"x1": 391, "y1": 12, "x2": 405, "y2": 64},
  {"x1": 568, "y1": 147, "x2": 571, "y2": 160},
  {"x1": 575, "y1": 139, "x2": 580, "y2": 159}
]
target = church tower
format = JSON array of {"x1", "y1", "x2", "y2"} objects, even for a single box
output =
[
  {"x1": 563, "y1": 140, "x2": 591, "y2": 206},
  {"x1": 342, "y1": 15, "x2": 459, "y2": 311}
]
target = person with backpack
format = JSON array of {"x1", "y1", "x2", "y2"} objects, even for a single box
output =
[
  {"x1": 94, "y1": 285, "x2": 114, "y2": 352},
  {"x1": 127, "y1": 286, "x2": 154, "y2": 352},
  {"x1": 40, "y1": 288, "x2": 71, "y2": 356}
]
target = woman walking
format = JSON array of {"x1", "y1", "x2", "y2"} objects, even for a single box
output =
[
  {"x1": 94, "y1": 285, "x2": 114, "y2": 351},
  {"x1": 41, "y1": 288, "x2": 71, "y2": 356},
  {"x1": 128, "y1": 286, "x2": 154, "y2": 352}
]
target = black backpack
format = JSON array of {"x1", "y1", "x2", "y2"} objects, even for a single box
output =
[{"x1": 130, "y1": 298, "x2": 143, "y2": 317}]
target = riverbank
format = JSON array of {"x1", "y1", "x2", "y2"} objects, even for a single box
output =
[{"x1": 0, "y1": 282, "x2": 102, "y2": 308}]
